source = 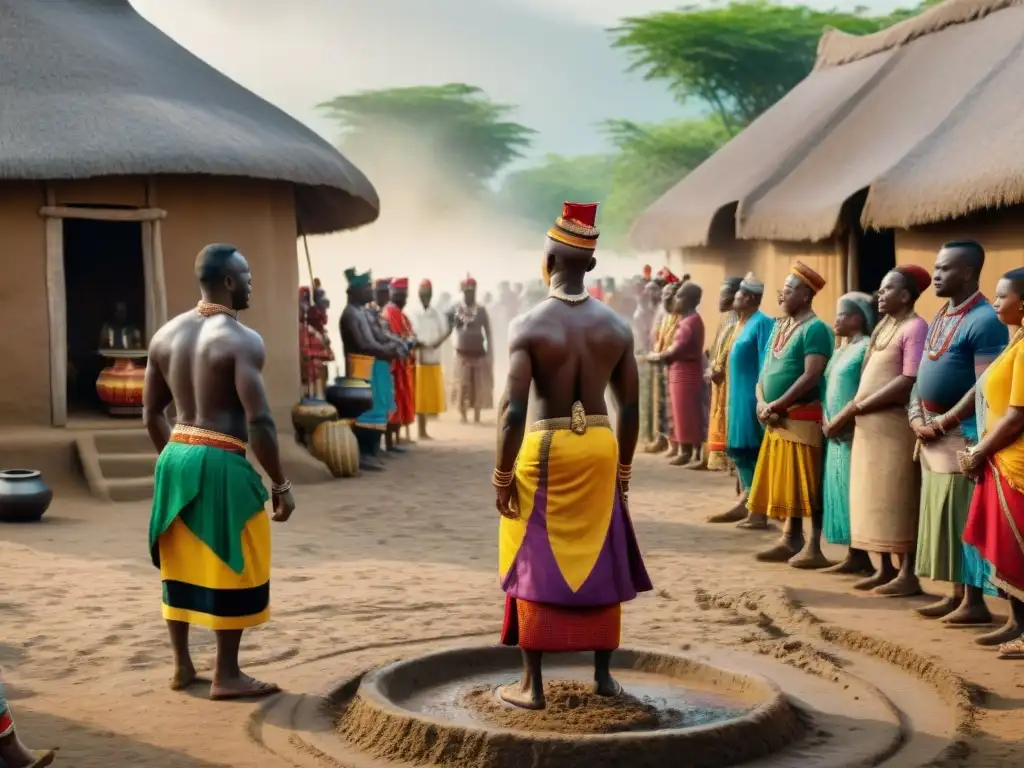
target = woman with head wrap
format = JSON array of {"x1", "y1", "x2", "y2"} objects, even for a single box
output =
[
  {"x1": 706, "y1": 277, "x2": 743, "y2": 472},
  {"x1": 819, "y1": 292, "x2": 876, "y2": 573},
  {"x1": 841, "y1": 266, "x2": 930, "y2": 595}
]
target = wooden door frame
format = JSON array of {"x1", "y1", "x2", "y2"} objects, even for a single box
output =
[{"x1": 40, "y1": 178, "x2": 168, "y2": 426}]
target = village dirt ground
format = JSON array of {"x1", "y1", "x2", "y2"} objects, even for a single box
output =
[{"x1": 1, "y1": 414, "x2": 1023, "y2": 766}]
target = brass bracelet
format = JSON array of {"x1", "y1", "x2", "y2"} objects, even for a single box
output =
[
  {"x1": 492, "y1": 467, "x2": 516, "y2": 488},
  {"x1": 272, "y1": 479, "x2": 292, "y2": 494}
]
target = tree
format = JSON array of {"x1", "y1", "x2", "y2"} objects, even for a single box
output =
[
  {"x1": 601, "y1": 117, "x2": 730, "y2": 241},
  {"x1": 318, "y1": 84, "x2": 535, "y2": 199},
  {"x1": 610, "y1": 1, "x2": 934, "y2": 135},
  {"x1": 499, "y1": 153, "x2": 615, "y2": 233}
]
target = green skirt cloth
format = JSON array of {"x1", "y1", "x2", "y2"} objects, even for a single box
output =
[
  {"x1": 915, "y1": 468, "x2": 973, "y2": 585},
  {"x1": 149, "y1": 442, "x2": 269, "y2": 574}
]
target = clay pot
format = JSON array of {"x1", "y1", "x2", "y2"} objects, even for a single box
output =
[
  {"x1": 309, "y1": 420, "x2": 360, "y2": 478},
  {"x1": 325, "y1": 376, "x2": 374, "y2": 421},
  {"x1": 291, "y1": 399, "x2": 338, "y2": 447},
  {"x1": 0, "y1": 469, "x2": 54, "y2": 522},
  {"x1": 96, "y1": 357, "x2": 146, "y2": 415}
]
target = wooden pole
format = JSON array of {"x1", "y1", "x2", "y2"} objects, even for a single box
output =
[{"x1": 43, "y1": 184, "x2": 68, "y2": 426}]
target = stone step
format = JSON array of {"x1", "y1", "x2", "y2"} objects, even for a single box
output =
[
  {"x1": 97, "y1": 452, "x2": 158, "y2": 480},
  {"x1": 105, "y1": 476, "x2": 155, "y2": 503},
  {"x1": 91, "y1": 429, "x2": 155, "y2": 455}
]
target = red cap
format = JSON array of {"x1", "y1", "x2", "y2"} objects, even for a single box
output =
[
  {"x1": 461, "y1": 273, "x2": 476, "y2": 289},
  {"x1": 895, "y1": 264, "x2": 931, "y2": 294},
  {"x1": 561, "y1": 202, "x2": 598, "y2": 228},
  {"x1": 391, "y1": 277, "x2": 409, "y2": 290},
  {"x1": 642, "y1": 265, "x2": 652, "y2": 280},
  {"x1": 658, "y1": 267, "x2": 679, "y2": 284},
  {"x1": 419, "y1": 279, "x2": 432, "y2": 290}
]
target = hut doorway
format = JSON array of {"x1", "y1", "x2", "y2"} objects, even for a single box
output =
[
  {"x1": 856, "y1": 227, "x2": 895, "y2": 295},
  {"x1": 63, "y1": 218, "x2": 146, "y2": 415}
]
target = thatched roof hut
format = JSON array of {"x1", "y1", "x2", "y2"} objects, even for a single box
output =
[
  {"x1": 631, "y1": 0, "x2": 1024, "y2": 328},
  {"x1": 0, "y1": 0, "x2": 379, "y2": 433},
  {"x1": 633, "y1": 0, "x2": 1024, "y2": 249},
  {"x1": 0, "y1": 0, "x2": 379, "y2": 235}
]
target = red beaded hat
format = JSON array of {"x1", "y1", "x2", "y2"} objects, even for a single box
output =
[
  {"x1": 461, "y1": 273, "x2": 476, "y2": 289},
  {"x1": 391, "y1": 277, "x2": 409, "y2": 290},
  {"x1": 548, "y1": 202, "x2": 600, "y2": 251},
  {"x1": 895, "y1": 264, "x2": 932, "y2": 294},
  {"x1": 419, "y1": 278, "x2": 432, "y2": 291}
]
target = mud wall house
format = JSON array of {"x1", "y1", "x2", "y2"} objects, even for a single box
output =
[
  {"x1": 631, "y1": 0, "x2": 1024, "y2": 337},
  {"x1": 0, "y1": 0, "x2": 378, "y2": 487}
]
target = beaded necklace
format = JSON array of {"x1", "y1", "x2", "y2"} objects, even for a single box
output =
[
  {"x1": 547, "y1": 286, "x2": 591, "y2": 305},
  {"x1": 196, "y1": 301, "x2": 237, "y2": 320},
  {"x1": 871, "y1": 313, "x2": 913, "y2": 352},
  {"x1": 771, "y1": 313, "x2": 812, "y2": 358},
  {"x1": 925, "y1": 291, "x2": 983, "y2": 361}
]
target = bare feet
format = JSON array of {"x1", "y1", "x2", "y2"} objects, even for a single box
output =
[
  {"x1": 788, "y1": 542, "x2": 831, "y2": 570},
  {"x1": 593, "y1": 673, "x2": 623, "y2": 697},
  {"x1": 854, "y1": 568, "x2": 897, "y2": 591},
  {"x1": 360, "y1": 456, "x2": 386, "y2": 471},
  {"x1": 685, "y1": 456, "x2": 706, "y2": 470},
  {"x1": 737, "y1": 514, "x2": 769, "y2": 530},
  {"x1": 169, "y1": 661, "x2": 206, "y2": 691},
  {"x1": 27, "y1": 750, "x2": 57, "y2": 768},
  {"x1": 664, "y1": 443, "x2": 680, "y2": 459},
  {"x1": 756, "y1": 537, "x2": 804, "y2": 563},
  {"x1": 916, "y1": 595, "x2": 960, "y2": 619},
  {"x1": 872, "y1": 573, "x2": 923, "y2": 597},
  {"x1": 975, "y1": 616, "x2": 1023, "y2": 646},
  {"x1": 209, "y1": 673, "x2": 280, "y2": 701},
  {"x1": 668, "y1": 455, "x2": 689, "y2": 466},
  {"x1": 941, "y1": 602, "x2": 993, "y2": 626},
  {"x1": 497, "y1": 681, "x2": 545, "y2": 710},
  {"x1": 997, "y1": 637, "x2": 1024, "y2": 659},
  {"x1": 708, "y1": 501, "x2": 748, "y2": 524},
  {"x1": 644, "y1": 436, "x2": 667, "y2": 454},
  {"x1": 823, "y1": 550, "x2": 874, "y2": 575}
]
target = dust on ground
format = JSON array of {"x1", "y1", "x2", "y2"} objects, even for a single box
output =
[{"x1": 1, "y1": 415, "x2": 1023, "y2": 766}]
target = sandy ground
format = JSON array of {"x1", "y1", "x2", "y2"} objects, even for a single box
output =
[{"x1": 2, "y1": 414, "x2": 1023, "y2": 766}]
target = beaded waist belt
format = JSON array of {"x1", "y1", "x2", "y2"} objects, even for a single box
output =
[
  {"x1": 529, "y1": 415, "x2": 611, "y2": 433},
  {"x1": 346, "y1": 353, "x2": 375, "y2": 381},
  {"x1": 170, "y1": 424, "x2": 246, "y2": 455}
]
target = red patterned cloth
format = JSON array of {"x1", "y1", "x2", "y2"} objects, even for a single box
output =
[
  {"x1": 964, "y1": 462, "x2": 1024, "y2": 600},
  {"x1": 382, "y1": 303, "x2": 415, "y2": 426},
  {"x1": 500, "y1": 596, "x2": 621, "y2": 652}
]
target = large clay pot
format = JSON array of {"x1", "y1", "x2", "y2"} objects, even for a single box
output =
[
  {"x1": 309, "y1": 419, "x2": 360, "y2": 478},
  {"x1": 0, "y1": 469, "x2": 54, "y2": 522},
  {"x1": 96, "y1": 356, "x2": 146, "y2": 416},
  {"x1": 325, "y1": 376, "x2": 374, "y2": 421},
  {"x1": 291, "y1": 399, "x2": 338, "y2": 447}
]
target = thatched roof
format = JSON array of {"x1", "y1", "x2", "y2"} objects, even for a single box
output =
[
  {"x1": 739, "y1": 4, "x2": 1024, "y2": 241},
  {"x1": 628, "y1": 52, "x2": 890, "y2": 249},
  {"x1": 632, "y1": 0, "x2": 1024, "y2": 249},
  {"x1": 0, "y1": 0, "x2": 379, "y2": 235}
]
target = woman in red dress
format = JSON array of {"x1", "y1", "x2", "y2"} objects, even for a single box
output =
[{"x1": 651, "y1": 283, "x2": 705, "y2": 466}]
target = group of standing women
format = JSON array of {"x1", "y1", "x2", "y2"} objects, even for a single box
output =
[{"x1": 818, "y1": 245, "x2": 1024, "y2": 659}]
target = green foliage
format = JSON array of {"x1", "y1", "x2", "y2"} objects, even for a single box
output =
[
  {"x1": 318, "y1": 84, "x2": 535, "y2": 191},
  {"x1": 601, "y1": 117, "x2": 731, "y2": 241},
  {"x1": 500, "y1": 154, "x2": 616, "y2": 231},
  {"x1": 610, "y1": 1, "x2": 934, "y2": 134}
]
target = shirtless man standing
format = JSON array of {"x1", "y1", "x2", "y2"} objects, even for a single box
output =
[
  {"x1": 144, "y1": 243, "x2": 295, "y2": 701},
  {"x1": 494, "y1": 203, "x2": 652, "y2": 709}
]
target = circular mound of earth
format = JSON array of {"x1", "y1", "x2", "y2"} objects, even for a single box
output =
[
  {"x1": 462, "y1": 680, "x2": 663, "y2": 734},
  {"x1": 332, "y1": 646, "x2": 803, "y2": 768}
]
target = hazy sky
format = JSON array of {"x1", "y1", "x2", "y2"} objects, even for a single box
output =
[
  {"x1": 126, "y1": 0, "x2": 907, "y2": 301},
  {"x1": 129, "y1": 0, "x2": 903, "y2": 163}
]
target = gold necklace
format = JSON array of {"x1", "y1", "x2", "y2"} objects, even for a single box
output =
[
  {"x1": 197, "y1": 301, "x2": 237, "y2": 320},
  {"x1": 870, "y1": 313, "x2": 913, "y2": 352}
]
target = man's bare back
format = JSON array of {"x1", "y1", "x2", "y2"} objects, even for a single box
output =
[
  {"x1": 147, "y1": 311, "x2": 264, "y2": 442},
  {"x1": 510, "y1": 297, "x2": 633, "y2": 420}
]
